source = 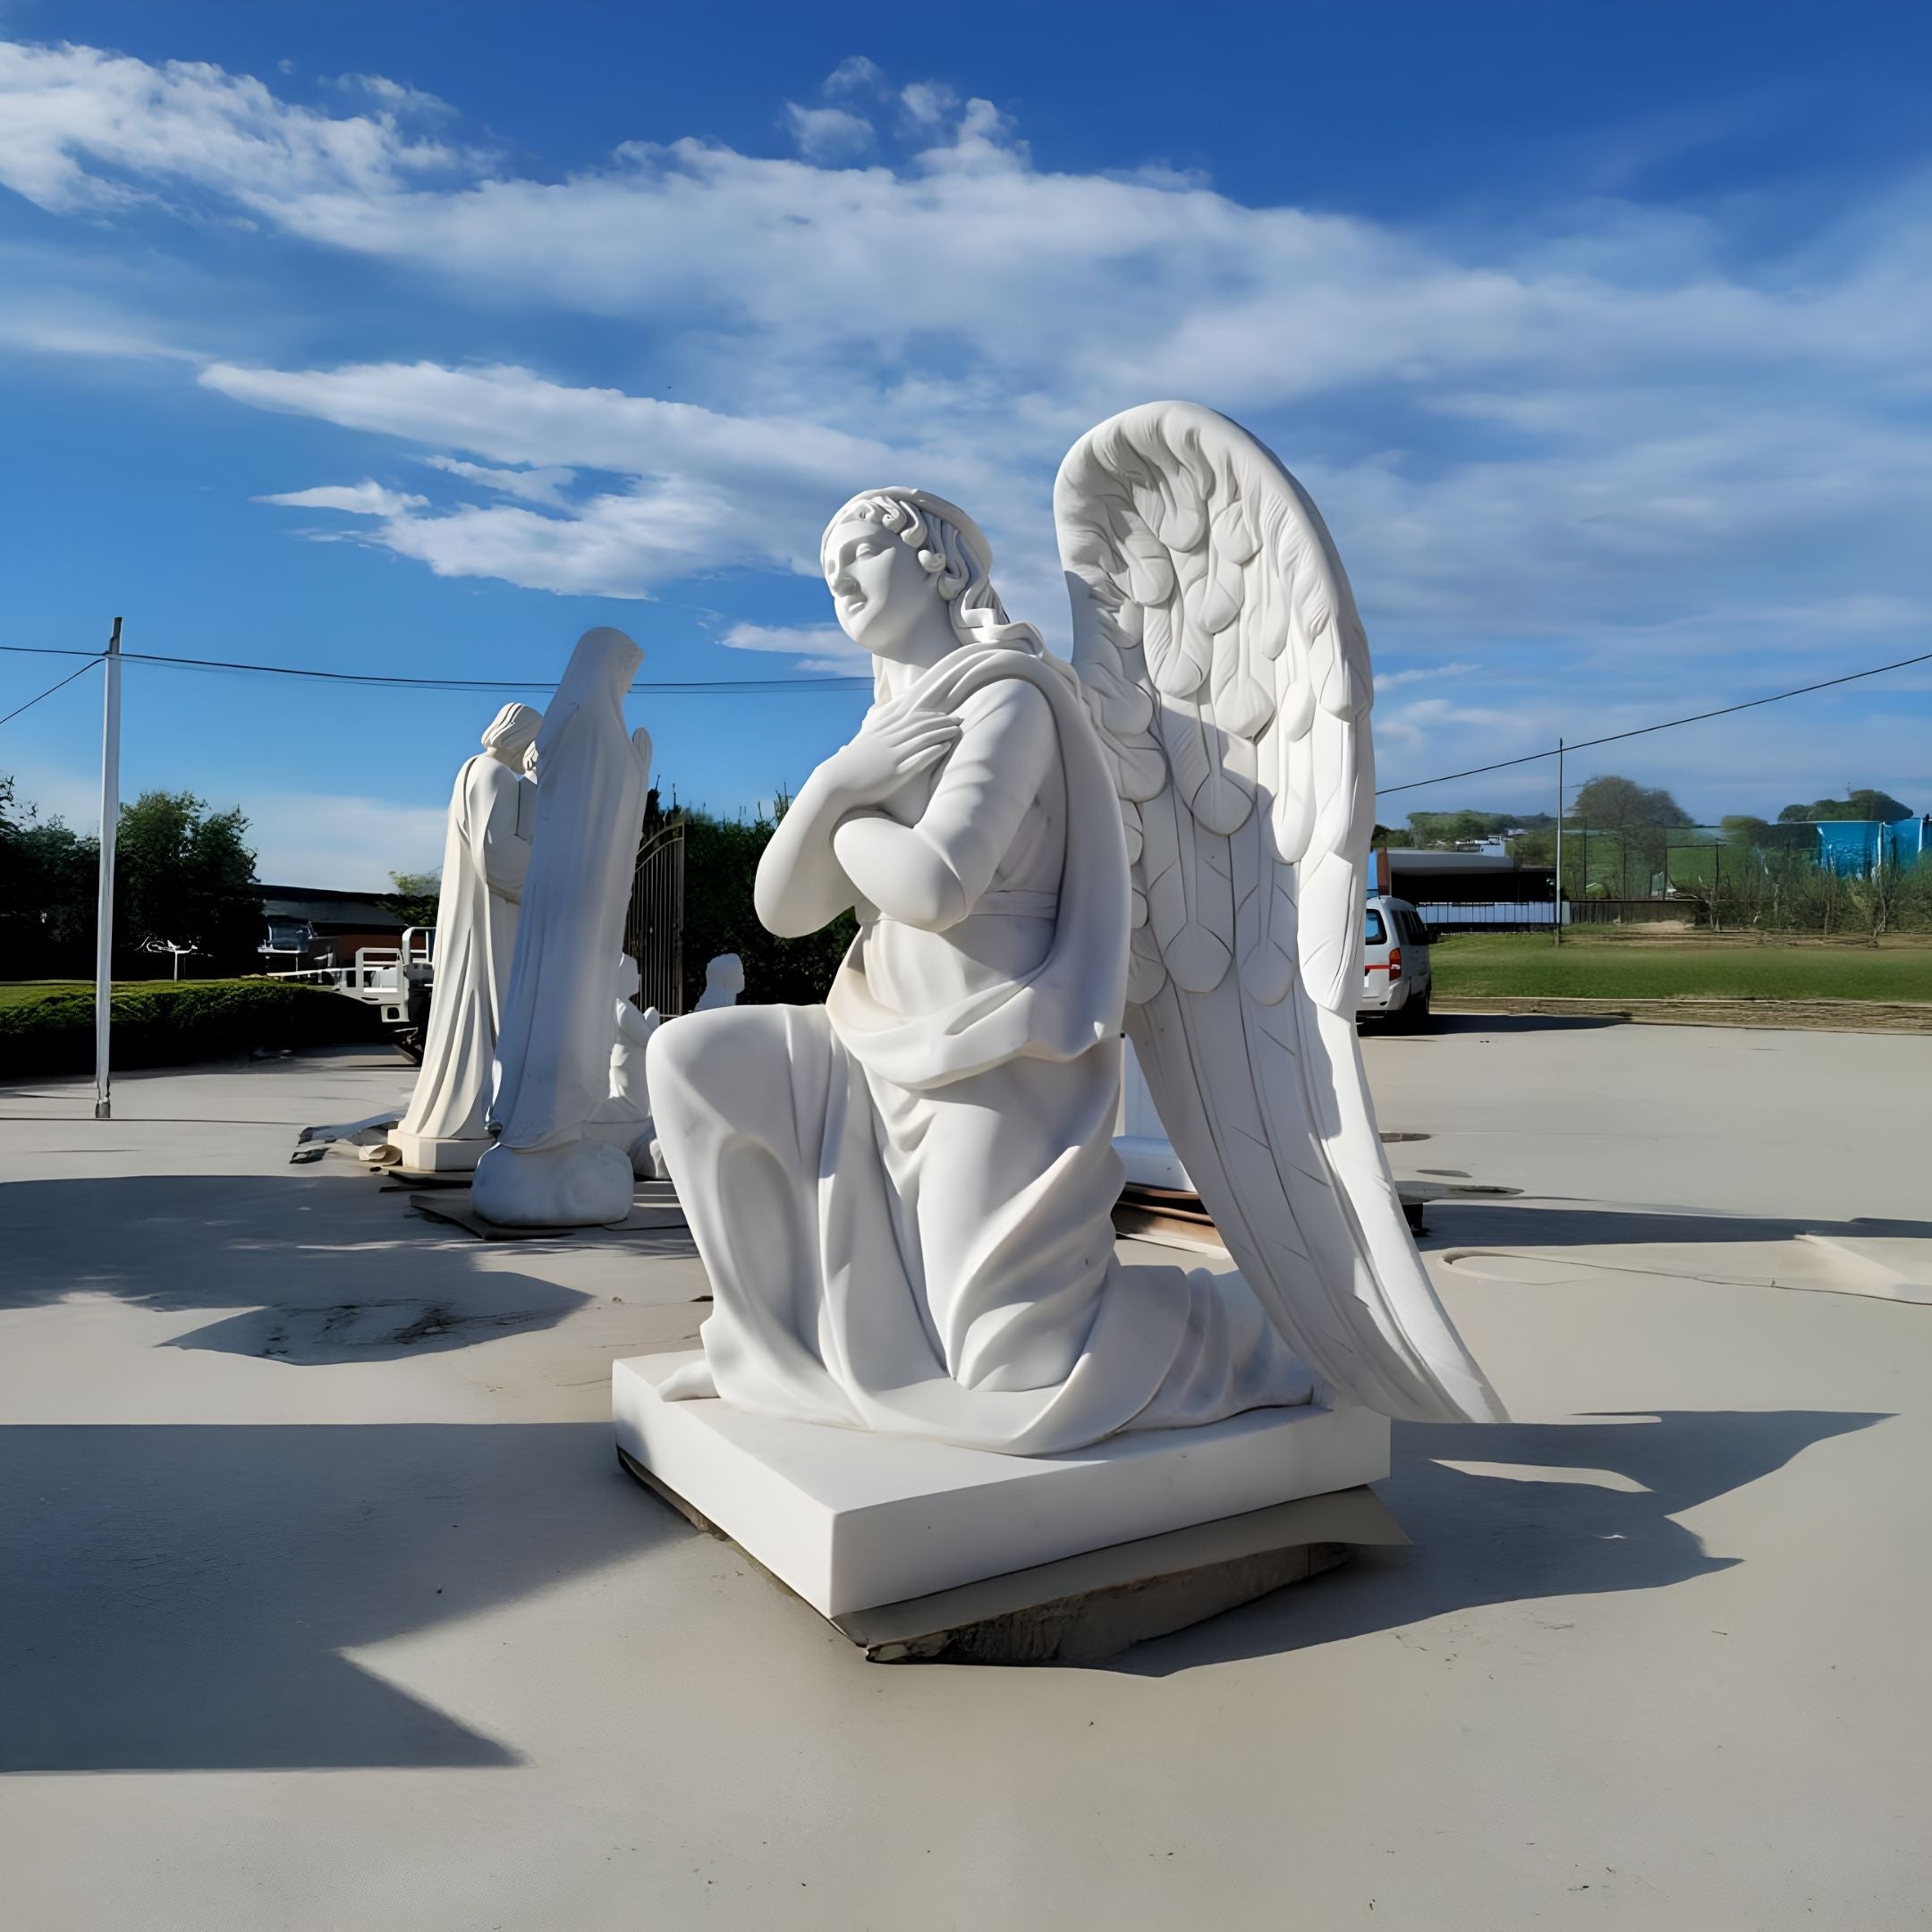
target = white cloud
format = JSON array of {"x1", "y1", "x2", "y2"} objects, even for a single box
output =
[
  {"x1": 0, "y1": 757, "x2": 450, "y2": 887},
  {"x1": 825, "y1": 56, "x2": 886, "y2": 99},
  {"x1": 0, "y1": 38, "x2": 471, "y2": 218},
  {"x1": 5, "y1": 36, "x2": 1932, "y2": 818},
  {"x1": 783, "y1": 102, "x2": 870, "y2": 163},
  {"x1": 200, "y1": 359, "x2": 900, "y2": 487},
  {"x1": 198, "y1": 357, "x2": 1004, "y2": 597},
  {"x1": 255, "y1": 479, "x2": 428, "y2": 514},
  {"x1": 720, "y1": 621, "x2": 867, "y2": 674},
  {"x1": 1375, "y1": 661, "x2": 1482, "y2": 694},
  {"x1": 244, "y1": 791, "x2": 449, "y2": 888},
  {"x1": 421, "y1": 454, "x2": 574, "y2": 506},
  {"x1": 898, "y1": 81, "x2": 955, "y2": 130},
  {"x1": 328, "y1": 72, "x2": 454, "y2": 121}
]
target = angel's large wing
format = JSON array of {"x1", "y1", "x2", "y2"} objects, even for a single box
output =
[{"x1": 1056, "y1": 402, "x2": 1504, "y2": 1424}]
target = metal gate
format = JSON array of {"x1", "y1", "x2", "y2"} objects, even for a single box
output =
[{"x1": 624, "y1": 819, "x2": 686, "y2": 1017}]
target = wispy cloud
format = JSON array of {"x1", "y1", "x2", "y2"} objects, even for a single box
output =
[
  {"x1": 783, "y1": 102, "x2": 871, "y2": 163},
  {"x1": 244, "y1": 791, "x2": 449, "y2": 888},
  {"x1": 421, "y1": 455, "x2": 575, "y2": 507},
  {"x1": 1375, "y1": 660, "x2": 1483, "y2": 695},
  {"x1": 255, "y1": 479, "x2": 428, "y2": 515},
  {"x1": 720, "y1": 622, "x2": 867, "y2": 674}
]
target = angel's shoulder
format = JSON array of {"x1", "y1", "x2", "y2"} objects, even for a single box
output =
[{"x1": 958, "y1": 674, "x2": 1051, "y2": 731}]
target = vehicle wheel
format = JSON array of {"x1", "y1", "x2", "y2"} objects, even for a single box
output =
[{"x1": 1405, "y1": 987, "x2": 1432, "y2": 1032}]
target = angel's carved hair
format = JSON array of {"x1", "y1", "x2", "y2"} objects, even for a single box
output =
[{"x1": 822, "y1": 489, "x2": 1043, "y2": 660}]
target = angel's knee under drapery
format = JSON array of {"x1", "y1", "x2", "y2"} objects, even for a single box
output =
[{"x1": 648, "y1": 1001, "x2": 1312, "y2": 1455}]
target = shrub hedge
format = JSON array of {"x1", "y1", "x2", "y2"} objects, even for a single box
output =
[{"x1": 0, "y1": 979, "x2": 388, "y2": 1080}]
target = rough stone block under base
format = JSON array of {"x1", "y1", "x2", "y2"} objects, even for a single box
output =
[
  {"x1": 412, "y1": 1181, "x2": 686, "y2": 1241},
  {"x1": 612, "y1": 1350, "x2": 1391, "y2": 1620}
]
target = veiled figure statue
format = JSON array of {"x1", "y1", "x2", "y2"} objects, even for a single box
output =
[
  {"x1": 391, "y1": 702, "x2": 541, "y2": 1173},
  {"x1": 650, "y1": 404, "x2": 1503, "y2": 1453},
  {"x1": 472, "y1": 628, "x2": 652, "y2": 1227}
]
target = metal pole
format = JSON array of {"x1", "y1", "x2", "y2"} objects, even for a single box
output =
[
  {"x1": 93, "y1": 617, "x2": 123, "y2": 1120},
  {"x1": 1554, "y1": 736, "x2": 1564, "y2": 946}
]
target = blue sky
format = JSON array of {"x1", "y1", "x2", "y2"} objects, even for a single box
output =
[{"x1": 4, "y1": 2, "x2": 1930, "y2": 883}]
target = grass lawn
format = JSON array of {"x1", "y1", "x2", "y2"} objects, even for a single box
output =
[{"x1": 1430, "y1": 934, "x2": 1932, "y2": 1003}]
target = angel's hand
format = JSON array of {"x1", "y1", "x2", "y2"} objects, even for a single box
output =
[{"x1": 823, "y1": 708, "x2": 959, "y2": 807}]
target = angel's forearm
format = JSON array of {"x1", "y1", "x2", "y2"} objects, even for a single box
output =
[
  {"x1": 754, "y1": 766, "x2": 858, "y2": 936},
  {"x1": 832, "y1": 817, "x2": 968, "y2": 931}
]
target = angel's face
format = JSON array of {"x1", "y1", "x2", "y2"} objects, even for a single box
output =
[{"x1": 824, "y1": 517, "x2": 937, "y2": 660}]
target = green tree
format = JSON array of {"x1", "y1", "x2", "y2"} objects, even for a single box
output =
[
  {"x1": 114, "y1": 791, "x2": 260, "y2": 974},
  {"x1": 0, "y1": 775, "x2": 97, "y2": 974},
  {"x1": 384, "y1": 869, "x2": 443, "y2": 928},
  {"x1": 1571, "y1": 775, "x2": 1691, "y2": 896},
  {"x1": 1776, "y1": 788, "x2": 1913, "y2": 824},
  {"x1": 673, "y1": 801, "x2": 855, "y2": 1010},
  {"x1": 1571, "y1": 774, "x2": 1691, "y2": 832}
]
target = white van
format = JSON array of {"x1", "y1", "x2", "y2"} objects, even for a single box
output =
[{"x1": 1360, "y1": 894, "x2": 1433, "y2": 1028}]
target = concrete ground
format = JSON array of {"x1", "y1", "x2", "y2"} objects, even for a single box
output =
[{"x1": 2, "y1": 1019, "x2": 1928, "y2": 1930}]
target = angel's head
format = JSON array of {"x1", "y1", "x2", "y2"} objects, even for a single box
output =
[{"x1": 820, "y1": 489, "x2": 1040, "y2": 690}]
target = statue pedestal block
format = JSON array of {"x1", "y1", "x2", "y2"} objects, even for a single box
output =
[
  {"x1": 388, "y1": 1129, "x2": 486, "y2": 1176},
  {"x1": 612, "y1": 1351, "x2": 1392, "y2": 1633}
]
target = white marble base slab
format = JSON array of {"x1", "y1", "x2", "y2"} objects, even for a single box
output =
[
  {"x1": 388, "y1": 1129, "x2": 485, "y2": 1175},
  {"x1": 612, "y1": 1351, "x2": 1390, "y2": 1618}
]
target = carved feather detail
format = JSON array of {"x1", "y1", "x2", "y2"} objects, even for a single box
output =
[{"x1": 1055, "y1": 400, "x2": 1504, "y2": 1427}]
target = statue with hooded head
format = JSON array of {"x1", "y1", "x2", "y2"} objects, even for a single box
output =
[{"x1": 471, "y1": 628, "x2": 653, "y2": 1226}]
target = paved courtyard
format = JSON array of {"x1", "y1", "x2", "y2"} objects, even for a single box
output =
[{"x1": 2, "y1": 1018, "x2": 1928, "y2": 1929}]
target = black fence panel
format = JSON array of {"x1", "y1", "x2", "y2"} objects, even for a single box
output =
[{"x1": 623, "y1": 821, "x2": 686, "y2": 1017}]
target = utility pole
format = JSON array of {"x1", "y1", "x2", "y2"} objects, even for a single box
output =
[
  {"x1": 93, "y1": 617, "x2": 123, "y2": 1121},
  {"x1": 1554, "y1": 736, "x2": 1564, "y2": 947}
]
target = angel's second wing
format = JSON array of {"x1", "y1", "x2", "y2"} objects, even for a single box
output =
[{"x1": 1057, "y1": 401, "x2": 1504, "y2": 1424}]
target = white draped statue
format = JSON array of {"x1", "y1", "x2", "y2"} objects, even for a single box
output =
[
  {"x1": 649, "y1": 405, "x2": 1504, "y2": 1453},
  {"x1": 472, "y1": 629, "x2": 652, "y2": 1227},
  {"x1": 585, "y1": 953, "x2": 663, "y2": 1177},
  {"x1": 693, "y1": 953, "x2": 744, "y2": 1012},
  {"x1": 391, "y1": 703, "x2": 541, "y2": 1173}
]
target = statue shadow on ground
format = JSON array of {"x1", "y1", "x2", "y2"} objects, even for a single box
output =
[
  {"x1": 0, "y1": 1422, "x2": 675, "y2": 1773},
  {"x1": 1110, "y1": 1408, "x2": 1890, "y2": 1678},
  {"x1": 1419, "y1": 1200, "x2": 1932, "y2": 1252},
  {"x1": 0, "y1": 1173, "x2": 626, "y2": 1365},
  {"x1": 1368, "y1": 1013, "x2": 1631, "y2": 1039}
]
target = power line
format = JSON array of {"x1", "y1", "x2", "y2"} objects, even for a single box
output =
[
  {"x1": 0, "y1": 640, "x2": 869, "y2": 695},
  {"x1": 0, "y1": 653, "x2": 101, "y2": 732},
  {"x1": 5, "y1": 637, "x2": 1928, "y2": 759},
  {"x1": 1377, "y1": 648, "x2": 1932, "y2": 799}
]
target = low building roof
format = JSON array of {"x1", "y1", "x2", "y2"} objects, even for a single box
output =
[{"x1": 257, "y1": 885, "x2": 403, "y2": 928}]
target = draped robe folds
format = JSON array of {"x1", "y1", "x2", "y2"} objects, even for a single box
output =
[
  {"x1": 650, "y1": 641, "x2": 1314, "y2": 1454},
  {"x1": 487, "y1": 631, "x2": 649, "y2": 1155},
  {"x1": 396, "y1": 752, "x2": 531, "y2": 1147}
]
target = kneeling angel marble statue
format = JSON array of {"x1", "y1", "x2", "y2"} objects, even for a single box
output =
[{"x1": 648, "y1": 402, "x2": 1503, "y2": 1453}]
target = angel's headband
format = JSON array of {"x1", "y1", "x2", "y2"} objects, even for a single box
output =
[{"x1": 822, "y1": 488, "x2": 995, "y2": 599}]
